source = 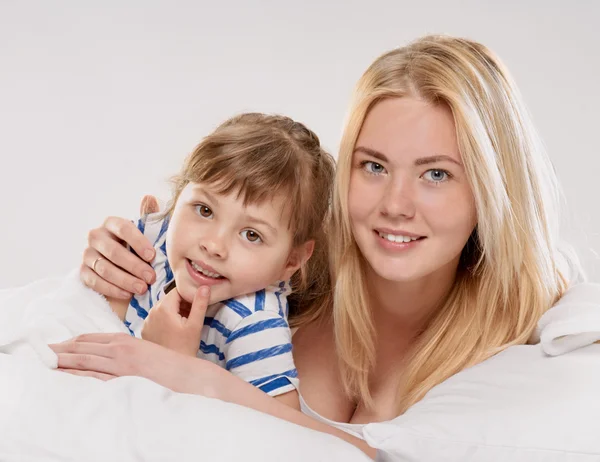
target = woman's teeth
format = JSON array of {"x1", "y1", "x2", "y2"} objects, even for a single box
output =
[
  {"x1": 378, "y1": 232, "x2": 420, "y2": 243},
  {"x1": 190, "y1": 261, "x2": 222, "y2": 279}
]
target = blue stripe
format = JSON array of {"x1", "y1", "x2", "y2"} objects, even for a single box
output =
[
  {"x1": 154, "y1": 218, "x2": 169, "y2": 246},
  {"x1": 160, "y1": 241, "x2": 173, "y2": 284},
  {"x1": 249, "y1": 368, "x2": 298, "y2": 387},
  {"x1": 254, "y1": 289, "x2": 265, "y2": 311},
  {"x1": 226, "y1": 343, "x2": 292, "y2": 370},
  {"x1": 204, "y1": 317, "x2": 232, "y2": 338},
  {"x1": 200, "y1": 341, "x2": 225, "y2": 361},
  {"x1": 225, "y1": 318, "x2": 289, "y2": 344},
  {"x1": 275, "y1": 291, "x2": 284, "y2": 317},
  {"x1": 259, "y1": 376, "x2": 294, "y2": 394},
  {"x1": 136, "y1": 217, "x2": 146, "y2": 235},
  {"x1": 123, "y1": 319, "x2": 135, "y2": 336},
  {"x1": 129, "y1": 296, "x2": 148, "y2": 319},
  {"x1": 223, "y1": 299, "x2": 252, "y2": 318},
  {"x1": 164, "y1": 263, "x2": 173, "y2": 286}
]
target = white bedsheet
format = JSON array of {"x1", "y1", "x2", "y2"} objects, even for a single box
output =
[
  {"x1": 2, "y1": 272, "x2": 600, "y2": 461},
  {"x1": 0, "y1": 273, "x2": 370, "y2": 461}
]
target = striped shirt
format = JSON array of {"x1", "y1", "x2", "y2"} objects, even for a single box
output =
[{"x1": 124, "y1": 213, "x2": 298, "y2": 397}]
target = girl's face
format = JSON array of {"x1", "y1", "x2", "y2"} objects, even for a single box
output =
[
  {"x1": 166, "y1": 183, "x2": 308, "y2": 305},
  {"x1": 348, "y1": 97, "x2": 477, "y2": 286}
]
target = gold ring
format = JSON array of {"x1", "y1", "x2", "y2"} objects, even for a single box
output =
[{"x1": 92, "y1": 256, "x2": 105, "y2": 273}]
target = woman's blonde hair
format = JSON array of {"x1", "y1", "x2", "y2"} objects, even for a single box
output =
[
  {"x1": 165, "y1": 113, "x2": 335, "y2": 313},
  {"x1": 331, "y1": 35, "x2": 582, "y2": 413}
]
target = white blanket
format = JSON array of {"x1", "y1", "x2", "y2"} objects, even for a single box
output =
[
  {"x1": 533, "y1": 282, "x2": 600, "y2": 355},
  {"x1": 1, "y1": 272, "x2": 599, "y2": 461},
  {"x1": 0, "y1": 273, "x2": 370, "y2": 461},
  {"x1": 0, "y1": 271, "x2": 129, "y2": 367}
]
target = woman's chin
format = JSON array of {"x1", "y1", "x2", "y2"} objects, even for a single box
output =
[{"x1": 369, "y1": 263, "x2": 423, "y2": 283}]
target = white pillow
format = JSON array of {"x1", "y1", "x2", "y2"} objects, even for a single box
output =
[
  {"x1": 365, "y1": 343, "x2": 600, "y2": 462},
  {"x1": 0, "y1": 353, "x2": 371, "y2": 462}
]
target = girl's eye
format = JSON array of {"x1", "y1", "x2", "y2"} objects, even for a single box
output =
[
  {"x1": 361, "y1": 160, "x2": 387, "y2": 175},
  {"x1": 423, "y1": 169, "x2": 451, "y2": 183},
  {"x1": 196, "y1": 204, "x2": 213, "y2": 218},
  {"x1": 241, "y1": 229, "x2": 263, "y2": 244}
]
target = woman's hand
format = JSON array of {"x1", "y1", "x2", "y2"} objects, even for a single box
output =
[
  {"x1": 80, "y1": 195, "x2": 160, "y2": 299},
  {"x1": 50, "y1": 332, "x2": 211, "y2": 394},
  {"x1": 49, "y1": 285, "x2": 213, "y2": 393},
  {"x1": 141, "y1": 286, "x2": 209, "y2": 356}
]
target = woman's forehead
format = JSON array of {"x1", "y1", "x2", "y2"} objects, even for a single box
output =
[{"x1": 356, "y1": 97, "x2": 461, "y2": 164}]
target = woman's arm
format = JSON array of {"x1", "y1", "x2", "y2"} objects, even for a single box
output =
[
  {"x1": 200, "y1": 358, "x2": 376, "y2": 457},
  {"x1": 50, "y1": 332, "x2": 375, "y2": 459}
]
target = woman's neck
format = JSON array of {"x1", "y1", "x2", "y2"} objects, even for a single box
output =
[{"x1": 366, "y1": 259, "x2": 459, "y2": 341}]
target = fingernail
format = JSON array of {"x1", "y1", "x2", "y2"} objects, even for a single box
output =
[
  {"x1": 134, "y1": 282, "x2": 146, "y2": 294},
  {"x1": 143, "y1": 271, "x2": 154, "y2": 284},
  {"x1": 144, "y1": 249, "x2": 155, "y2": 261},
  {"x1": 200, "y1": 286, "x2": 210, "y2": 297}
]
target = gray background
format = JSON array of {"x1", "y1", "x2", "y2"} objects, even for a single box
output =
[{"x1": 1, "y1": 0, "x2": 598, "y2": 288}]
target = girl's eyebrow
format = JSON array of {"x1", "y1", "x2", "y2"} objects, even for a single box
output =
[
  {"x1": 244, "y1": 215, "x2": 278, "y2": 236},
  {"x1": 354, "y1": 146, "x2": 462, "y2": 167},
  {"x1": 190, "y1": 185, "x2": 219, "y2": 204}
]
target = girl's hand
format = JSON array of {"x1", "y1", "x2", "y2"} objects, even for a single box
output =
[
  {"x1": 80, "y1": 195, "x2": 160, "y2": 299},
  {"x1": 141, "y1": 286, "x2": 209, "y2": 356}
]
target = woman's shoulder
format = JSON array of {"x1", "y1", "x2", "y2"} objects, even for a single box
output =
[
  {"x1": 293, "y1": 317, "x2": 334, "y2": 357},
  {"x1": 293, "y1": 318, "x2": 356, "y2": 423}
]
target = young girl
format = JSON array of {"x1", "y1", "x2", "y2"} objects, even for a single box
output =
[{"x1": 105, "y1": 112, "x2": 335, "y2": 406}]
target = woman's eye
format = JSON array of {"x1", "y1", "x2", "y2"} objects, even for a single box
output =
[
  {"x1": 423, "y1": 169, "x2": 450, "y2": 183},
  {"x1": 196, "y1": 204, "x2": 213, "y2": 218},
  {"x1": 362, "y1": 161, "x2": 387, "y2": 175},
  {"x1": 241, "y1": 229, "x2": 262, "y2": 244}
]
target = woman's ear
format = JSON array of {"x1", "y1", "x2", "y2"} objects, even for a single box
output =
[{"x1": 280, "y1": 240, "x2": 315, "y2": 281}]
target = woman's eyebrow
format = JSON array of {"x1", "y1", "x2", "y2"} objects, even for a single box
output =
[
  {"x1": 415, "y1": 155, "x2": 463, "y2": 166},
  {"x1": 355, "y1": 146, "x2": 462, "y2": 167},
  {"x1": 353, "y1": 146, "x2": 388, "y2": 162}
]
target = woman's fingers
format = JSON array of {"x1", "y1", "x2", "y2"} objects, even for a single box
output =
[
  {"x1": 101, "y1": 216, "x2": 155, "y2": 263},
  {"x1": 70, "y1": 333, "x2": 129, "y2": 344},
  {"x1": 80, "y1": 263, "x2": 132, "y2": 299},
  {"x1": 57, "y1": 369, "x2": 116, "y2": 381},
  {"x1": 53, "y1": 352, "x2": 117, "y2": 375},
  {"x1": 49, "y1": 336, "x2": 117, "y2": 354},
  {"x1": 88, "y1": 222, "x2": 155, "y2": 284},
  {"x1": 50, "y1": 334, "x2": 135, "y2": 376},
  {"x1": 82, "y1": 249, "x2": 144, "y2": 298}
]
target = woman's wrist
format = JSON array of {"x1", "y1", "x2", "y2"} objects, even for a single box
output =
[{"x1": 177, "y1": 356, "x2": 224, "y2": 399}]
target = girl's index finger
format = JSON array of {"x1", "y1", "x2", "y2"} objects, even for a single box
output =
[{"x1": 188, "y1": 286, "x2": 210, "y2": 328}]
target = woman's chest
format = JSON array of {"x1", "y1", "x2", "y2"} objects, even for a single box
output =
[{"x1": 293, "y1": 323, "x2": 401, "y2": 424}]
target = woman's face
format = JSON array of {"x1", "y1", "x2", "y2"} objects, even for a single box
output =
[{"x1": 348, "y1": 97, "x2": 477, "y2": 285}]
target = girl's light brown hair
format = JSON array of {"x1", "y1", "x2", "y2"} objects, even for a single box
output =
[{"x1": 166, "y1": 113, "x2": 335, "y2": 322}]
